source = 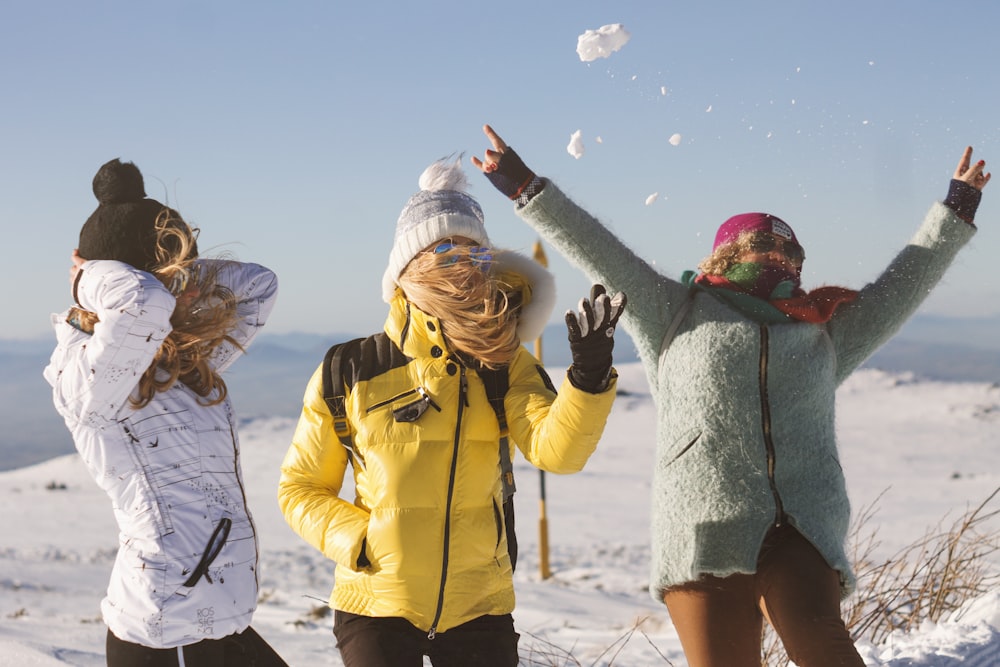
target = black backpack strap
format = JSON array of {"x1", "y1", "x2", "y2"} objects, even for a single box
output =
[
  {"x1": 478, "y1": 364, "x2": 518, "y2": 571},
  {"x1": 479, "y1": 366, "x2": 515, "y2": 500},
  {"x1": 321, "y1": 337, "x2": 367, "y2": 470}
]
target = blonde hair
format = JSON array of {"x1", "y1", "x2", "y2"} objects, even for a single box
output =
[
  {"x1": 697, "y1": 231, "x2": 768, "y2": 276},
  {"x1": 73, "y1": 210, "x2": 240, "y2": 408},
  {"x1": 397, "y1": 246, "x2": 520, "y2": 369}
]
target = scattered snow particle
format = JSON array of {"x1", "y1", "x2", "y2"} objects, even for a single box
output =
[
  {"x1": 576, "y1": 24, "x2": 631, "y2": 62},
  {"x1": 668, "y1": 133, "x2": 682, "y2": 146},
  {"x1": 705, "y1": 105, "x2": 713, "y2": 113},
  {"x1": 661, "y1": 86, "x2": 668, "y2": 96},
  {"x1": 595, "y1": 136, "x2": 604, "y2": 144},
  {"x1": 796, "y1": 67, "x2": 801, "y2": 73},
  {"x1": 631, "y1": 75, "x2": 638, "y2": 81},
  {"x1": 645, "y1": 193, "x2": 659, "y2": 206},
  {"x1": 791, "y1": 99, "x2": 796, "y2": 105},
  {"x1": 767, "y1": 131, "x2": 774, "y2": 139},
  {"x1": 567, "y1": 130, "x2": 585, "y2": 159},
  {"x1": 869, "y1": 60, "x2": 875, "y2": 66}
]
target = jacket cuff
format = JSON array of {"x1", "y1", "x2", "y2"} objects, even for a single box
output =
[{"x1": 944, "y1": 179, "x2": 982, "y2": 224}]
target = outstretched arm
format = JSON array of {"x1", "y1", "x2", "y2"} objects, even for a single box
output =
[
  {"x1": 829, "y1": 146, "x2": 987, "y2": 379},
  {"x1": 472, "y1": 124, "x2": 689, "y2": 368}
]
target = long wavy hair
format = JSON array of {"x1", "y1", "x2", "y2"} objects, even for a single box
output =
[
  {"x1": 697, "y1": 231, "x2": 785, "y2": 276},
  {"x1": 397, "y1": 244, "x2": 520, "y2": 369},
  {"x1": 72, "y1": 210, "x2": 240, "y2": 408}
]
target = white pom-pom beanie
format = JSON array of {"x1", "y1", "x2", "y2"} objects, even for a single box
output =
[{"x1": 381, "y1": 157, "x2": 490, "y2": 302}]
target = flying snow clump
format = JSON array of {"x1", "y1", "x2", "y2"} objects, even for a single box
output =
[
  {"x1": 645, "y1": 192, "x2": 659, "y2": 206},
  {"x1": 576, "y1": 24, "x2": 631, "y2": 62},
  {"x1": 668, "y1": 133, "x2": 682, "y2": 146},
  {"x1": 567, "y1": 130, "x2": 585, "y2": 159}
]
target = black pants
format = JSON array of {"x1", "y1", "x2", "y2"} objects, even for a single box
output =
[
  {"x1": 105, "y1": 626, "x2": 287, "y2": 667},
  {"x1": 333, "y1": 610, "x2": 520, "y2": 667}
]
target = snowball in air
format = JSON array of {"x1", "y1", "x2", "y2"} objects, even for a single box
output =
[
  {"x1": 645, "y1": 193, "x2": 659, "y2": 206},
  {"x1": 668, "y1": 133, "x2": 682, "y2": 146},
  {"x1": 567, "y1": 130, "x2": 584, "y2": 159},
  {"x1": 576, "y1": 24, "x2": 631, "y2": 62}
]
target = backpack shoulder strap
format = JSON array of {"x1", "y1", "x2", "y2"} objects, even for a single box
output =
[
  {"x1": 320, "y1": 332, "x2": 410, "y2": 470},
  {"x1": 478, "y1": 366, "x2": 515, "y2": 500},
  {"x1": 321, "y1": 336, "x2": 368, "y2": 469}
]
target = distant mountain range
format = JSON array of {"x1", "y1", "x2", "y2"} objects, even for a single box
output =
[{"x1": 2, "y1": 313, "x2": 997, "y2": 472}]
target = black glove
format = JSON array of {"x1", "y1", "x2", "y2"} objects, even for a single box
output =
[
  {"x1": 943, "y1": 178, "x2": 982, "y2": 224},
  {"x1": 485, "y1": 148, "x2": 538, "y2": 201},
  {"x1": 566, "y1": 284, "x2": 627, "y2": 393}
]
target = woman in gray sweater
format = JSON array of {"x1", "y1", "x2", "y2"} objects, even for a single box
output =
[{"x1": 473, "y1": 125, "x2": 989, "y2": 667}]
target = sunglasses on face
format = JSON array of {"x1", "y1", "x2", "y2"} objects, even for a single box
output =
[
  {"x1": 432, "y1": 242, "x2": 493, "y2": 269},
  {"x1": 746, "y1": 234, "x2": 805, "y2": 266}
]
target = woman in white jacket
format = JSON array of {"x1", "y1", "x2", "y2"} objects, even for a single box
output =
[{"x1": 44, "y1": 159, "x2": 285, "y2": 666}]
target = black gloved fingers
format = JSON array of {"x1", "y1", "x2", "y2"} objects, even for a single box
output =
[
  {"x1": 565, "y1": 309, "x2": 583, "y2": 342},
  {"x1": 607, "y1": 291, "x2": 627, "y2": 328}
]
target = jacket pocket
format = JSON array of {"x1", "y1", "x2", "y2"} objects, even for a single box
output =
[
  {"x1": 182, "y1": 517, "x2": 232, "y2": 588},
  {"x1": 665, "y1": 429, "x2": 702, "y2": 467},
  {"x1": 366, "y1": 387, "x2": 442, "y2": 423},
  {"x1": 492, "y1": 498, "x2": 504, "y2": 550}
]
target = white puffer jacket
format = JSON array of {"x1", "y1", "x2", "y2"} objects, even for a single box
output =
[{"x1": 44, "y1": 258, "x2": 278, "y2": 648}]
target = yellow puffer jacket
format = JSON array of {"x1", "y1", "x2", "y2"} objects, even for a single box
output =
[{"x1": 278, "y1": 293, "x2": 616, "y2": 635}]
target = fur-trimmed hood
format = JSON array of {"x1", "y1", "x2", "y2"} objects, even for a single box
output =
[{"x1": 493, "y1": 248, "x2": 556, "y2": 343}]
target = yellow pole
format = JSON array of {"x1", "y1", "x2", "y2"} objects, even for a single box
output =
[{"x1": 532, "y1": 240, "x2": 552, "y2": 580}]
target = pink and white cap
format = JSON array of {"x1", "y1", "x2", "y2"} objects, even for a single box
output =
[{"x1": 712, "y1": 212, "x2": 798, "y2": 251}]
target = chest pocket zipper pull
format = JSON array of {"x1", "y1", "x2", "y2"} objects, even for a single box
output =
[{"x1": 392, "y1": 387, "x2": 441, "y2": 423}]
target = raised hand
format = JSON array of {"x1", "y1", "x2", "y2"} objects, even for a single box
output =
[
  {"x1": 471, "y1": 124, "x2": 538, "y2": 201},
  {"x1": 471, "y1": 124, "x2": 509, "y2": 173},
  {"x1": 565, "y1": 284, "x2": 627, "y2": 392},
  {"x1": 953, "y1": 146, "x2": 991, "y2": 191}
]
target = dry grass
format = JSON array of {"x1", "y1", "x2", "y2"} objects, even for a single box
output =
[
  {"x1": 762, "y1": 486, "x2": 1000, "y2": 666},
  {"x1": 518, "y1": 619, "x2": 678, "y2": 666}
]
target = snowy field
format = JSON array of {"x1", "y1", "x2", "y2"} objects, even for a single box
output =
[{"x1": 3, "y1": 361, "x2": 1000, "y2": 666}]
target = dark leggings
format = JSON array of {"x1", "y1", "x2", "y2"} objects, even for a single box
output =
[
  {"x1": 105, "y1": 626, "x2": 287, "y2": 667},
  {"x1": 333, "y1": 611, "x2": 520, "y2": 667},
  {"x1": 662, "y1": 525, "x2": 865, "y2": 667}
]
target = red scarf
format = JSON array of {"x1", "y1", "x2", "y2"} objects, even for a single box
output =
[
  {"x1": 771, "y1": 286, "x2": 859, "y2": 323},
  {"x1": 697, "y1": 274, "x2": 858, "y2": 323}
]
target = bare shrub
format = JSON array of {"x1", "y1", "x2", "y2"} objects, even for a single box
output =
[
  {"x1": 518, "y1": 618, "x2": 678, "y2": 666},
  {"x1": 762, "y1": 486, "x2": 1000, "y2": 666}
]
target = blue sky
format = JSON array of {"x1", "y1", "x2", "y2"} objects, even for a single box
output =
[{"x1": 3, "y1": 1, "x2": 999, "y2": 340}]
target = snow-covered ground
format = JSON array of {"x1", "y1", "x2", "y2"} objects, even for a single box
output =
[{"x1": 3, "y1": 362, "x2": 1000, "y2": 666}]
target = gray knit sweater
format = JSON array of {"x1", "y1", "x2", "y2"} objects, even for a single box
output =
[{"x1": 515, "y1": 182, "x2": 975, "y2": 599}]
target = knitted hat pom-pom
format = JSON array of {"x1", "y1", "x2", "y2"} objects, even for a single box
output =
[
  {"x1": 417, "y1": 156, "x2": 469, "y2": 193},
  {"x1": 92, "y1": 158, "x2": 146, "y2": 205}
]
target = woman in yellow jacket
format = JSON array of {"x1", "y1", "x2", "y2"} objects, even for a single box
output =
[{"x1": 278, "y1": 157, "x2": 626, "y2": 667}]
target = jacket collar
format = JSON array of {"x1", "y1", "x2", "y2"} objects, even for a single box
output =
[{"x1": 383, "y1": 296, "x2": 445, "y2": 360}]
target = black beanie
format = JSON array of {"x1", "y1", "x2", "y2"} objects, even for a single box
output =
[{"x1": 78, "y1": 159, "x2": 195, "y2": 272}]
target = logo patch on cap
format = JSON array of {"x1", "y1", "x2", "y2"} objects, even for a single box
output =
[{"x1": 770, "y1": 218, "x2": 794, "y2": 240}]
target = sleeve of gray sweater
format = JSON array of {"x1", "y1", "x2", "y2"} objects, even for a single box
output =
[
  {"x1": 827, "y1": 201, "x2": 976, "y2": 383},
  {"x1": 516, "y1": 180, "x2": 691, "y2": 377}
]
